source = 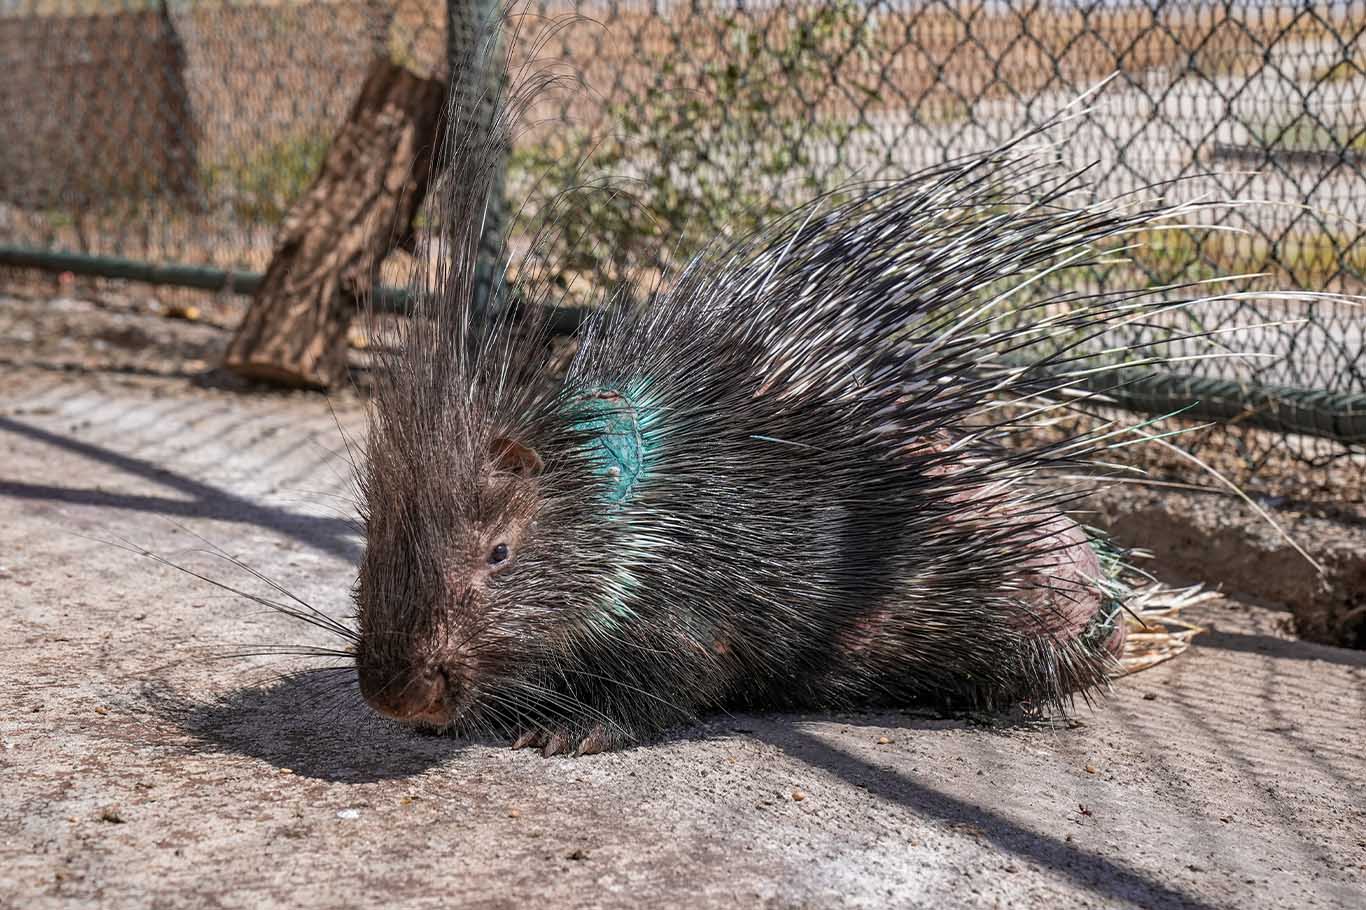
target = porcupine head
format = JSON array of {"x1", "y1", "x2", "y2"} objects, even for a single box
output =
[{"x1": 352, "y1": 24, "x2": 1143, "y2": 757}]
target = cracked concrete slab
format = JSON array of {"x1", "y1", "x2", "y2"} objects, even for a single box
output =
[{"x1": 1, "y1": 371, "x2": 1363, "y2": 909}]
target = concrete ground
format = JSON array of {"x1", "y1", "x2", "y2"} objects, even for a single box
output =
[{"x1": 1, "y1": 369, "x2": 1363, "y2": 909}]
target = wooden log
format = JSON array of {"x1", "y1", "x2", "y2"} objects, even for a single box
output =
[{"x1": 222, "y1": 57, "x2": 446, "y2": 388}]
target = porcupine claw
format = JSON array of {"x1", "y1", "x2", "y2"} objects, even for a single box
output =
[
  {"x1": 573, "y1": 726, "x2": 611, "y2": 757},
  {"x1": 510, "y1": 726, "x2": 611, "y2": 757},
  {"x1": 539, "y1": 733, "x2": 570, "y2": 757},
  {"x1": 512, "y1": 730, "x2": 545, "y2": 751}
]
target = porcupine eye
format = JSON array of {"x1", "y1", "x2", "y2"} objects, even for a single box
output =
[{"x1": 488, "y1": 542, "x2": 510, "y2": 566}]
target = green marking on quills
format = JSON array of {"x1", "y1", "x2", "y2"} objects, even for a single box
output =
[{"x1": 568, "y1": 388, "x2": 647, "y2": 506}]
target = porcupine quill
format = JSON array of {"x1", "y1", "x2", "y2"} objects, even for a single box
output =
[{"x1": 343, "y1": 20, "x2": 1234, "y2": 757}]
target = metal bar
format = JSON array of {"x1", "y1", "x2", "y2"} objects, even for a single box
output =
[
  {"x1": 448, "y1": 0, "x2": 507, "y2": 322},
  {"x1": 1074, "y1": 369, "x2": 1366, "y2": 446},
  {"x1": 0, "y1": 244, "x2": 585, "y2": 335},
  {"x1": 2, "y1": 243, "x2": 1361, "y2": 445},
  {"x1": 1002, "y1": 358, "x2": 1366, "y2": 446},
  {"x1": 0, "y1": 244, "x2": 264, "y2": 295}
]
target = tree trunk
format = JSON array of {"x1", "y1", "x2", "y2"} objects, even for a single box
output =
[{"x1": 222, "y1": 57, "x2": 445, "y2": 388}]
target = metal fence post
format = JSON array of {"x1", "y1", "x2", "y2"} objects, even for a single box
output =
[{"x1": 447, "y1": 0, "x2": 507, "y2": 322}]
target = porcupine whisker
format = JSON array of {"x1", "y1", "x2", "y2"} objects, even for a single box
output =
[
  {"x1": 503, "y1": 680, "x2": 623, "y2": 733},
  {"x1": 269, "y1": 666, "x2": 356, "y2": 689},
  {"x1": 485, "y1": 680, "x2": 622, "y2": 740},
  {"x1": 311, "y1": 684, "x2": 367, "y2": 725},
  {"x1": 94, "y1": 533, "x2": 356, "y2": 644},
  {"x1": 179, "y1": 564, "x2": 357, "y2": 643},
  {"x1": 324, "y1": 394, "x2": 361, "y2": 474},
  {"x1": 266, "y1": 497, "x2": 365, "y2": 532},
  {"x1": 306, "y1": 432, "x2": 360, "y2": 490},
  {"x1": 208, "y1": 647, "x2": 356, "y2": 661},
  {"x1": 552, "y1": 667, "x2": 700, "y2": 716},
  {"x1": 158, "y1": 521, "x2": 358, "y2": 638},
  {"x1": 275, "y1": 486, "x2": 362, "y2": 507},
  {"x1": 189, "y1": 664, "x2": 360, "y2": 720},
  {"x1": 256, "y1": 665, "x2": 357, "y2": 703}
]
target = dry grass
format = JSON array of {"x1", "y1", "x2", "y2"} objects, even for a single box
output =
[{"x1": 1117, "y1": 586, "x2": 1212, "y2": 675}]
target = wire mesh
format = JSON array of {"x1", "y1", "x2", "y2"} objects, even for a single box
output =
[{"x1": 0, "y1": 0, "x2": 1362, "y2": 494}]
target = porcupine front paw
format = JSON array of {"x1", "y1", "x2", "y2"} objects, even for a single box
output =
[{"x1": 511, "y1": 724, "x2": 614, "y2": 757}]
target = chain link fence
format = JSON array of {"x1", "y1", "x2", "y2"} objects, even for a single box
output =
[{"x1": 1, "y1": 0, "x2": 1363, "y2": 495}]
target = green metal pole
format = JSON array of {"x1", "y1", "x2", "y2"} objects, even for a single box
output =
[
  {"x1": 0, "y1": 244, "x2": 585, "y2": 335},
  {"x1": 0, "y1": 245, "x2": 264, "y2": 296},
  {"x1": 1070, "y1": 367, "x2": 1366, "y2": 445}
]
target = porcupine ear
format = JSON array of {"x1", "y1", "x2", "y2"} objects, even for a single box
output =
[{"x1": 491, "y1": 438, "x2": 543, "y2": 478}]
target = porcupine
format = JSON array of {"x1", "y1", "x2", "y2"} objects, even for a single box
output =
[{"x1": 351, "y1": 34, "x2": 1192, "y2": 757}]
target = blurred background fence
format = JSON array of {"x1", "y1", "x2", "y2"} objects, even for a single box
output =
[{"x1": 1, "y1": 0, "x2": 1363, "y2": 496}]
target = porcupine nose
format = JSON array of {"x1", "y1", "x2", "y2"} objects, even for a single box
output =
[{"x1": 363, "y1": 664, "x2": 450, "y2": 723}]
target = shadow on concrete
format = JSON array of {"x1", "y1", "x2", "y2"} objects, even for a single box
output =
[
  {"x1": 1196, "y1": 628, "x2": 1366, "y2": 668},
  {"x1": 0, "y1": 356, "x2": 211, "y2": 383},
  {"x1": 0, "y1": 415, "x2": 362, "y2": 562},
  {"x1": 756, "y1": 724, "x2": 1223, "y2": 910},
  {"x1": 141, "y1": 669, "x2": 466, "y2": 784}
]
